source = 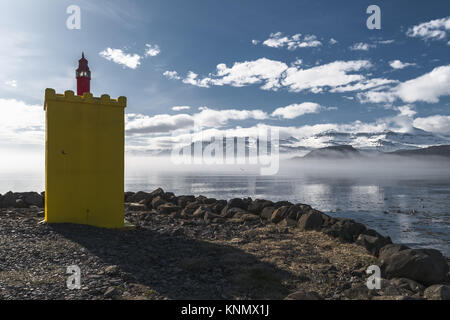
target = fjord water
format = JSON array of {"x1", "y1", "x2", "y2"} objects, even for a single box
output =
[
  {"x1": 125, "y1": 157, "x2": 450, "y2": 257},
  {"x1": 2, "y1": 155, "x2": 449, "y2": 256}
]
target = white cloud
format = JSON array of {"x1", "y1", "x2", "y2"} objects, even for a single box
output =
[
  {"x1": 262, "y1": 32, "x2": 322, "y2": 50},
  {"x1": 407, "y1": 16, "x2": 450, "y2": 41},
  {"x1": 251, "y1": 39, "x2": 260, "y2": 45},
  {"x1": 163, "y1": 70, "x2": 181, "y2": 80},
  {"x1": 281, "y1": 60, "x2": 372, "y2": 93},
  {"x1": 124, "y1": 105, "x2": 450, "y2": 152},
  {"x1": 99, "y1": 48, "x2": 141, "y2": 69},
  {"x1": 329, "y1": 38, "x2": 338, "y2": 45},
  {"x1": 349, "y1": 42, "x2": 373, "y2": 51},
  {"x1": 389, "y1": 60, "x2": 416, "y2": 69},
  {"x1": 271, "y1": 102, "x2": 328, "y2": 119},
  {"x1": 145, "y1": 43, "x2": 161, "y2": 57},
  {"x1": 176, "y1": 58, "x2": 288, "y2": 90},
  {"x1": 413, "y1": 115, "x2": 450, "y2": 134},
  {"x1": 377, "y1": 39, "x2": 395, "y2": 44},
  {"x1": 172, "y1": 106, "x2": 191, "y2": 111},
  {"x1": 359, "y1": 65, "x2": 450, "y2": 104},
  {"x1": 330, "y1": 78, "x2": 398, "y2": 93},
  {"x1": 167, "y1": 58, "x2": 388, "y2": 94},
  {"x1": 5, "y1": 80, "x2": 17, "y2": 88},
  {"x1": 126, "y1": 113, "x2": 194, "y2": 134},
  {"x1": 126, "y1": 107, "x2": 269, "y2": 134},
  {"x1": 0, "y1": 98, "x2": 44, "y2": 146}
]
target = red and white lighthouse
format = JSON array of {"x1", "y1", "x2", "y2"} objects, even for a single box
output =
[{"x1": 76, "y1": 52, "x2": 91, "y2": 96}]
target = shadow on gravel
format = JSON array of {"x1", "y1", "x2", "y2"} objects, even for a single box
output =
[{"x1": 50, "y1": 223, "x2": 292, "y2": 299}]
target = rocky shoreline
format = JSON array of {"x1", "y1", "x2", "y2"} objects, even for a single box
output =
[{"x1": 0, "y1": 189, "x2": 449, "y2": 300}]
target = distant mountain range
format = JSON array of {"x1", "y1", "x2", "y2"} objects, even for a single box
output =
[
  {"x1": 128, "y1": 127, "x2": 450, "y2": 157},
  {"x1": 282, "y1": 127, "x2": 450, "y2": 154},
  {"x1": 298, "y1": 144, "x2": 450, "y2": 160}
]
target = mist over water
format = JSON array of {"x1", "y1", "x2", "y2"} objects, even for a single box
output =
[{"x1": 1, "y1": 153, "x2": 449, "y2": 256}]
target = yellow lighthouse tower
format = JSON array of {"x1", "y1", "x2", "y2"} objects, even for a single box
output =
[{"x1": 44, "y1": 53, "x2": 126, "y2": 228}]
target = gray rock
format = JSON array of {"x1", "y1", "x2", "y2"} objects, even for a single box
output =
[
  {"x1": 220, "y1": 206, "x2": 245, "y2": 218},
  {"x1": 124, "y1": 191, "x2": 135, "y2": 202},
  {"x1": 151, "y1": 196, "x2": 166, "y2": 209},
  {"x1": 379, "y1": 248, "x2": 449, "y2": 286},
  {"x1": 260, "y1": 206, "x2": 276, "y2": 220},
  {"x1": 193, "y1": 205, "x2": 211, "y2": 219},
  {"x1": 323, "y1": 219, "x2": 366, "y2": 242},
  {"x1": 104, "y1": 286, "x2": 121, "y2": 299},
  {"x1": 176, "y1": 195, "x2": 196, "y2": 207},
  {"x1": 389, "y1": 278, "x2": 425, "y2": 294},
  {"x1": 209, "y1": 200, "x2": 227, "y2": 214},
  {"x1": 356, "y1": 233, "x2": 392, "y2": 256},
  {"x1": 297, "y1": 211, "x2": 324, "y2": 231},
  {"x1": 181, "y1": 202, "x2": 201, "y2": 215},
  {"x1": 278, "y1": 218, "x2": 297, "y2": 227},
  {"x1": 105, "y1": 265, "x2": 120, "y2": 276},
  {"x1": 127, "y1": 191, "x2": 151, "y2": 203},
  {"x1": 270, "y1": 206, "x2": 290, "y2": 224},
  {"x1": 149, "y1": 188, "x2": 165, "y2": 199},
  {"x1": 284, "y1": 290, "x2": 321, "y2": 300},
  {"x1": 247, "y1": 199, "x2": 274, "y2": 214},
  {"x1": 158, "y1": 203, "x2": 180, "y2": 215},
  {"x1": 273, "y1": 200, "x2": 293, "y2": 208},
  {"x1": 23, "y1": 192, "x2": 44, "y2": 207},
  {"x1": 424, "y1": 284, "x2": 450, "y2": 300},
  {"x1": 379, "y1": 244, "x2": 410, "y2": 259},
  {"x1": 1, "y1": 191, "x2": 17, "y2": 208},
  {"x1": 227, "y1": 198, "x2": 248, "y2": 210},
  {"x1": 127, "y1": 203, "x2": 147, "y2": 211}
]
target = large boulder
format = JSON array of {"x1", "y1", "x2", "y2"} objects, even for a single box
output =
[
  {"x1": 1, "y1": 191, "x2": 18, "y2": 208},
  {"x1": 227, "y1": 198, "x2": 248, "y2": 211},
  {"x1": 176, "y1": 195, "x2": 196, "y2": 208},
  {"x1": 297, "y1": 211, "x2": 324, "y2": 231},
  {"x1": 323, "y1": 219, "x2": 366, "y2": 242},
  {"x1": 284, "y1": 204, "x2": 307, "y2": 221},
  {"x1": 260, "y1": 206, "x2": 276, "y2": 220},
  {"x1": 22, "y1": 192, "x2": 44, "y2": 207},
  {"x1": 181, "y1": 202, "x2": 201, "y2": 216},
  {"x1": 389, "y1": 278, "x2": 425, "y2": 295},
  {"x1": 356, "y1": 231, "x2": 392, "y2": 256},
  {"x1": 157, "y1": 203, "x2": 180, "y2": 215},
  {"x1": 150, "y1": 196, "x2": 166, "y2": 209},
  {"x1": 149, "y1": 188, "x2": 165, "y2": 199},
  {"x1": 192, "y1": 205, "x2": 211, "y2": 219},
  {"x1": 424, "y1": 285, "x2": 450, "y2": 300},
  {"x1": 124, "y1": 192, "x2": 135, "y2": 202},
  {"x1": 270, "y1": 206, "x2": 290, "y2": 224},
  {"x1": 247, "y1": 199, "x2": 274, "y2": 214},
  {"x1": 127, "y1": 191, "x2": 151, "y2": 203},
  {"x1": 273, "y1": 200, "x2": 293, "y2": 208},
  {"x1": 379, "y1": 246, "x2": 449, "y2": 286},
  {"x1": 220, "y1": 206, "x2": 246, "y2": 219},
  {"x1": 209, "y1": 200, "x2": 227, "y2": 214}
]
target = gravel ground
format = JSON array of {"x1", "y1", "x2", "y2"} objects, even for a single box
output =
[{"x1": 0, "y1": 206, "x2": 437, "y2": 300}]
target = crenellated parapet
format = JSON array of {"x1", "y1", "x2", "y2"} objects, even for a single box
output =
[{"x1": 44, "y1": 88, "x2": 127, "y2": 110}]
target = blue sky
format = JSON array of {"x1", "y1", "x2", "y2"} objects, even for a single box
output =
[{"x1": 0, "y1": 0, "x2": 449, "y2": 153}]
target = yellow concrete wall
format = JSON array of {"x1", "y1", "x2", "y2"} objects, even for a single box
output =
[{"x1": 44, "y1": 88, "x2": 126, "y2": 228}]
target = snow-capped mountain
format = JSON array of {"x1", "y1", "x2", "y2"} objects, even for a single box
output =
[
  {"x1": 128, "y1": 127, "x2": 450, "y2": 156},
  {"x1": 281, "y1": 127, "x2": 450, "y2": 155}
]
